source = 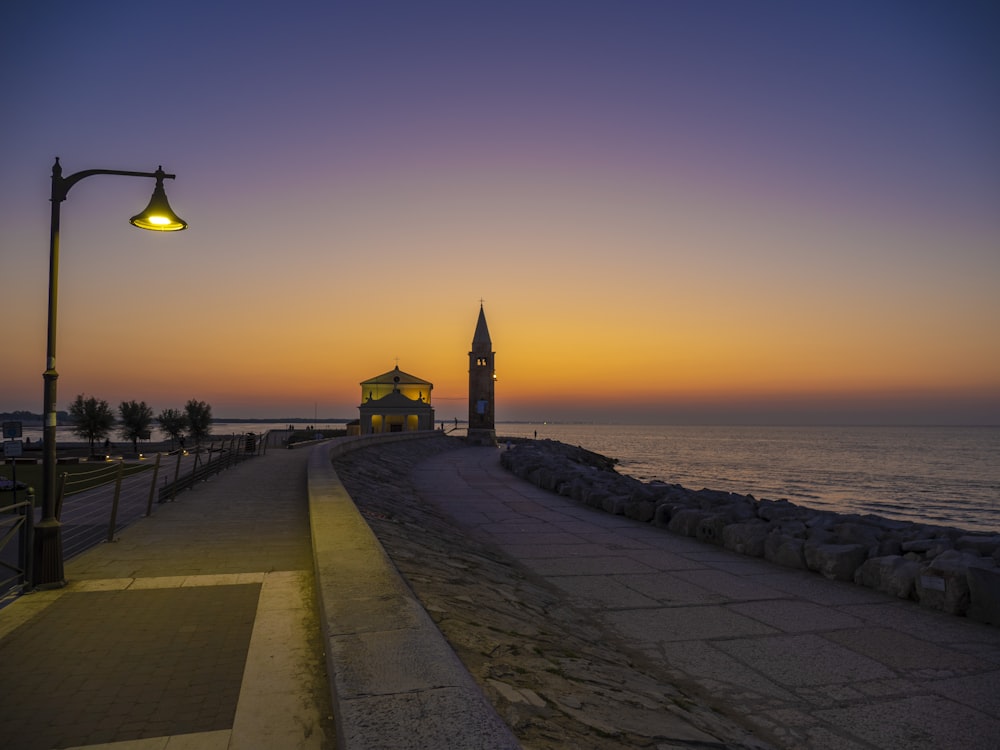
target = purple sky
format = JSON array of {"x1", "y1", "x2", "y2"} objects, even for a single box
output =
[{"x1": 2, "y1": 1, "x2": 998, "y2": 424}]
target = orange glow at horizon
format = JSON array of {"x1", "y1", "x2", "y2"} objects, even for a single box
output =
[
  {"x1": 4, "y1": 276, "x2": 997, "y2": 422},
  {"x1": 3, "y1": 4, "x2": 998, "y2": 425}
]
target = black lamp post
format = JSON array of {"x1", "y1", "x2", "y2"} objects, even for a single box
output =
[{"x1": 34, "y1": 157, "x2": 187, "y2": 588}]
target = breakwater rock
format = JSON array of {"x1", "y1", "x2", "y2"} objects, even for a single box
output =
[{"x1": 500, "y1": 439, "x2": 1000, "y2": 625}]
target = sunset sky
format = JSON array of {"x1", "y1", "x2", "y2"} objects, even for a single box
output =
[{"x1": 2, "y1": 1, "x2": 998, "y2": 424}]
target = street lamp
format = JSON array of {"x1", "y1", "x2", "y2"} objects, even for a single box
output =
[{"x1": 34, "y1": 157, "x2": 187, "y2": 588}]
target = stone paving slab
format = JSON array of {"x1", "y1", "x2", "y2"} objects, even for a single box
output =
[
  {"x1": 553, "y1": 574, "x2": 661, "y2": 608},
  {"x1": 526, "y1": 553, "x2": 659, "y2": 576},
  {"x1": 824, "y1": 627, "x2": 987, "y2": 671},
  {"x1": 657, "y1": 640, "x2": 799, "y2": 701},
  {"x1": 609, "y1": 571, "x2": 728, "y2": 605},
  {"x1": 727, "y1": 599, "x2": 866, "y2": 632},
  {"x1": 606, "y1": 604, "x2": 781, "y2": 642},
  {"x1": 815, "y1": 694, "x2": 1000, "y2": 750}
]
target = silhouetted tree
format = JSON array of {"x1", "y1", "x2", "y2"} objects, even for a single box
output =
[
  {"x1": 68, "y1": 394, "x2": 115, "y2": 455},
  {"x1": 118, "y1": 400, "x2": 154, "y2": 454},
  {"x1": 156, "y1": 408, "x2": 189, "y2": 450},
  {"x1": 185, "y1": 399, "x2": 212, "y2": 448}
]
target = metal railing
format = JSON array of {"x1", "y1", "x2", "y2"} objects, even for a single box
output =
[
  {"x1": 0, "y1": 498, "x2": 33, "y2": 601},
  {"x1": 157, "y1": 432, "x2": 264, "y2": 502},
  {"x1": 0, "y1": 430, "x2": 270, "y2": 601}
]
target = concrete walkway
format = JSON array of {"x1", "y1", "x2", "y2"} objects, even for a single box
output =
[
  {"x1": 0, "y1": 447, "x2": 334, "y2": 750},
  {"x1": 4, "y1": 436, "x2": 998, "y2": 749},
  {"x1": 410, "y1": 446, "x2": 1000, "y2": 750}
]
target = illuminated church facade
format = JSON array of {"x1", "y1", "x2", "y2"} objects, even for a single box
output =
[
  {"x1": 357, "y1": 365, "x2": 435, "y2": 434},
  {"x1": 355, "y1": 306, "x2": 494, "y2": 440}
]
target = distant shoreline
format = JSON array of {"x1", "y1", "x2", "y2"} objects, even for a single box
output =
[
  {"x1": 1, "y1": 416, "x2": 351, "y2": 427},
  {"x1": 14, "y1": 432, "x2": 290, "y2": 459},
  {"x1": 4, "y1": 413, "x2": 998, "y2": 429}
]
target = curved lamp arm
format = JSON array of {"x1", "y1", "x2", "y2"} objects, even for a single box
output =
[{"x1": 51, "y1": 157, "x2": 176, "y2": 202}]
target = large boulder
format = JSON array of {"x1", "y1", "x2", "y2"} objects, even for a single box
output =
[
  {"x1": 695, "y1": 515, "x2": 729, "y2": 546},
  {"x1": 834, "y1": 521, "x2": 883, "y2": 550},
  {"x1": 728, "y1": 500, "x2": 758, "y2": 522},
  {"x1": 804, "y1": 542, "x2": 869, "y2": 582},
  {"x1": 583, "y1": 487, "x2": 610, "y2": 509},
  {"x1": 558, "y1": 479, "x2": 587, "y2": 501},
  {"x1": 722, "y1": 521, "x2": 771, "y2": 558},
  {"x1": 691, "y1": 488, "x2": 736, "y2": 509},
  {"x1": 652, "y1": 503, "x2": 673, "y2": 528},
  {"x1": 623, "y1": 499, "x2": 657, "y2": 523},
  {"x1": 764, "y1": 533, "x2": 807, "y2": 570},
  {"x1": 956, "y1": 535, "x2": 1000, "y2": 557},
  {"x1": 902, "y1": 538, "x2": 954, "y2": 556},
  {"x1": 601, "y1": 495, "x2": 628, "y2": 516},
  {"x1": 854, "y1": 556, "x2": 921, "y2": 600},
  {"x1": 774, "y1": 520, "x2": 808, "y2": 538},
  {"x1": 874, "y1": 536, "x2": 904, "y2": 557},
  {"x1": 668, "y1": 508, "x2": 706, "y2": 538},
  {"x1": 917, "y1": 550, "x2": 996, "y2": 616},
  {"x1": 757, "y1": 498, "x2": 803, "y2": 522},
  {"x1": 967, "y1": 566, "x2": 1000, "y2": 625},
  {"x1": 537, "y1": 467, "x2": 562, "y2": 491}
]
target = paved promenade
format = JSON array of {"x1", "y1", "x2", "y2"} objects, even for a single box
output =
[
  {"x1": 0, "y1": 447, "x2": 334, "y2": 750},
  {"x1": 3, "y1": 435, "x2": 999, "y2": 749},
  {"x1": 409, "y1": 446, "x2": 1000, "y2": 750}
]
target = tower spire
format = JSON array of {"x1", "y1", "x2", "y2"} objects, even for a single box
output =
[
  {"x1": 472, "y1": 302, "x2": 492, "y2": 348},
  {"x1": 467, "y1": 303, "x2": 497, "y2": 446}
]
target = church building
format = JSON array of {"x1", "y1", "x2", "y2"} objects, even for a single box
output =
[
  {"x1": 467, "y1": 304, "x2": 497, "y2": 446},
  {"x1": 357, "y1": 365, "x2": 435, "y2": 434}
]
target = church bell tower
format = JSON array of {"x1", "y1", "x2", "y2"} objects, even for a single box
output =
[{"x1": 467, "y1": 303, "x2": 497, "y2": 446}]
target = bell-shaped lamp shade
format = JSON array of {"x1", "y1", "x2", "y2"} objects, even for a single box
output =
[{"x1": 130, "y1": 177, "x2": 187, "y2": 231}]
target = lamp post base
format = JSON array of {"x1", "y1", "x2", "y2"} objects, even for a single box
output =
[{"x1": 32, "y1": 520, "x2": 66, "y2": 589}]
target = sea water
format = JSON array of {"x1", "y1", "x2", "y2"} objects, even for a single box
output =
[
  {"x1": 497, "y1": 424, "x2": 1000, "y2": 534},
  {"x1": 12, "y1": 421, "x2": 998, "y2": 534}
]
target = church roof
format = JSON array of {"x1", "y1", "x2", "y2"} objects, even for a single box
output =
[
  {"x1": 472, "y1": 304, "x2": 492, "y2": 347},
  {"x1": 360, "y1": 365, "x2": 433, "y2": 387},
  {"x1": 360, "y1": 389, "x2": 431, "y2": 407}
]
